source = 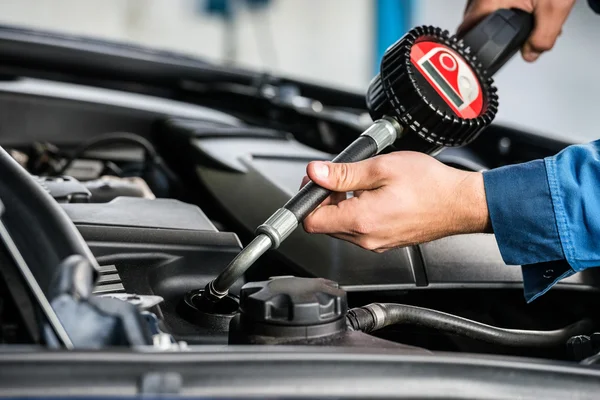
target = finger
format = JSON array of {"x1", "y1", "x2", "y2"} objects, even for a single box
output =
[
  {"x1": 303, "y1": 197, "x2": 365, "y2": 235},
  {"x1": 306, "y1": 156, "x2": 387, "y2": 193},
  {"x1": 329, "y1": 191, "x2": 348, "y2": 205},
  {"x1": 523, "y1": 0, "x2": 575, "y2": 62},
  {"x1": 457, "y1": 0, "x2": 506, "y2": 35},
  {"x1": 319, "y1": 191, "x2": 347, "y2": 207}
]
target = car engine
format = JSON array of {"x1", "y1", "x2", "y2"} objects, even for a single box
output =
[
  {"x1": 0, "y1": 21, "x2": 598, "y2": 366},
  {"x1": 0, "y1": 72, "x2": 599, "y2": 364}
]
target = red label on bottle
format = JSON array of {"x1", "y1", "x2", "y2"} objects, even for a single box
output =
[{"x1": 410, "y1": 41, "x2": 483, "y2": 119}]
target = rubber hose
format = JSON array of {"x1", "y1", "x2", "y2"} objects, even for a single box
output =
[
  {"x1": 53, "y1": 132, "x2": 181, "y2": 189},
  {"x1": 347, "y1": 303, "x2": 594, "y2": 348},
  {"x1": 54, "y1": 132, "x2": 158, "y2": 176}
]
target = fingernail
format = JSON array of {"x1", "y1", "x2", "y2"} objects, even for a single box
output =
[
  {"x1": 313, "y1": 162, "x2": 329, "y2": 180},
  {"x1": 524, "y1": 51, "x2": 541, "y2": 62}
]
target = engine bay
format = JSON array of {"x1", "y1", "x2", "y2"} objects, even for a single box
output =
[{"x1": 0, "y1": 70, "x2": 599, "y2": 365}]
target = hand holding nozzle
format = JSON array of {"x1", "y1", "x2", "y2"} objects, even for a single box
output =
[
  {"x1": 204, "y1": 117, "x2": 403, "y2": 302},
  {"x1": 203, "y1": 9, "x2": 534, "y2": 303}
]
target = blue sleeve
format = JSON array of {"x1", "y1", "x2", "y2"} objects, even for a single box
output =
[{"x1": 482, "y1": 140, "x2": 600, "y2": 302}]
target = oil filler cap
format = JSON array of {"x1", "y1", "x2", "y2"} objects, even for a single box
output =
[{"x1": 239, "y1": 276, "x2": 347, "y2": 326}]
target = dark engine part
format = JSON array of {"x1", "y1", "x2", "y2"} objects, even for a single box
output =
[
  {"x1": 83, "y1": 176, "x2": 155, "y2": 203},
  {"x1": 33, "y1": 175, "x2": 154, "y2": 203},
  {"x1": 229, "y1": 276, "x2": 347, "y2": 344},
  {"x1": 33, "y1": 176, "x2": 91, "y2": 203},
  {"x1": 226, "y1": 276, "x2": 591, "y2": 353},
  {"x1": 60, "y1": 196, "x2": 218, "y2": 233},
  {"x1": 228, "y1": 276, "x2": 429, "y2": 352},
  {"x1": 347, "y1": 303, "x2": 594, "y2": 349},
  {"x1": 58, "y1": 196, "x2": 244, "y2": 343},
  {"x1": 181, "y1": 289, "x2": 239, "y2": 333}
]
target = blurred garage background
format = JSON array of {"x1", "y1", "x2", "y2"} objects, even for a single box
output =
[{"x1": 0, "y1": 0, "x2": 597, "y2": 142}]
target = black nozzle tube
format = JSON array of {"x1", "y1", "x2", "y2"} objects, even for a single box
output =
[
  {"x1": 207, "y1": 234, "x2": 272, "y2": 300},
  {"x1": 348, "y1": 303, "x2": 594, "y2": 348}
]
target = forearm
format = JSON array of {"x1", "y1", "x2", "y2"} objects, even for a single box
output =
[{"x1": 450, "y1": 171, "x2": 491, "y2": 236}]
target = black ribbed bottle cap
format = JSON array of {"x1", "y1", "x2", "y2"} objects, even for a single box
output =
[{"x1": 367, "y1": 26, "x2": 499, "y2": 152}]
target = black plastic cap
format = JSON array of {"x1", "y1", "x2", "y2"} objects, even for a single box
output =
[
  {"x1": 567, "y1": 335, "x2": 593, "y2": 361},
  {"x1": 239, "y1": 276, "x2": 347, "y2": 326},
  {"x1": 367, "y1": 25, "x2": 499, "y2": 151}
]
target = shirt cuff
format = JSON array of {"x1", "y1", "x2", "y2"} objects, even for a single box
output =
[
  {"x1": 521, "y1": 261, "x2": 575, "y2": 302},
  {"x1": 483, "y1": 160, "x2": 571, "y2": 302},
  {"x1": 483, "y1": 160, "x2": 565, "y2": 265}
]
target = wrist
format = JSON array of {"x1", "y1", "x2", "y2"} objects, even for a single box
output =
[{"x1": 450, "y1": 171, "x2": 491, "y2": 235}]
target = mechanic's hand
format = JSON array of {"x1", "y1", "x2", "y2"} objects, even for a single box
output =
[
  {"x1": 300, "y1": 152, "x2": 491, "y2": 252},
  {"x1": 458, "y1": 0, "x2": 576, "y2": 62}
]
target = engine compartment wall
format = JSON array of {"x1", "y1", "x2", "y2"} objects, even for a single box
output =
[{"x1": 0, "y1": 78, "x2": 240, "y2": 147}]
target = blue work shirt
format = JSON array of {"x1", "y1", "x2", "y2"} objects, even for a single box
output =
[{"x1": 483, "y1": 140, "x2": 600, "y2": 302}]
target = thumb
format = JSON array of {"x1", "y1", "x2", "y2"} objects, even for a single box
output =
[
  {"x1": 457, "y1": 0, "x2": 498, "y2": 36},
  {"x1": 306, "y1": 159, "x2": 384, "y2": 192}
]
